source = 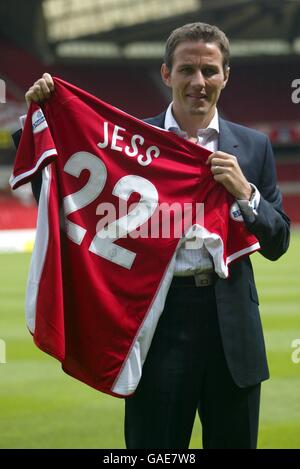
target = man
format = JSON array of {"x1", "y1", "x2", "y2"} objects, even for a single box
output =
[{"x1": 15, "y1": 22, "x2": 290, "y2": 449}]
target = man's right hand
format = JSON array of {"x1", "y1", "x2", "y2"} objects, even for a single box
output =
[{"x1": 25, "y1": 73, "x2": 54, "y2": 108}]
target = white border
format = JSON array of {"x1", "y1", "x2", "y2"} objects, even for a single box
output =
[
  {"x1": 25, "y1": 166, "x2": 51, "y2": 333},
  {"x1": 227, "y1": 242, "x2": 260, "y2": 264},
  {"x1": 112, "y1": 245, "x2": 178, "y2": 395},
  {"x1": 9, "y1": 149, "x2": 57, "y2": 189}
]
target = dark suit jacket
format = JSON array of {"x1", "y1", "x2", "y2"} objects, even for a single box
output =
[
  {"x1": 12, "y1": 112, "x2": 290, "y2": 387},
  {"x1": 144, "y1": 111, "x2": 290, "y2": 388}
]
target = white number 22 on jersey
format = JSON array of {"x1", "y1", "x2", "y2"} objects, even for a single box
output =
[{"x1": 63, "y1": 151, "x2": 158, "y2": 269}]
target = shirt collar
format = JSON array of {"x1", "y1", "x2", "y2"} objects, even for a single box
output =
[{"x1": 164, "y1": 102, "x2": 219, "y2": 136}]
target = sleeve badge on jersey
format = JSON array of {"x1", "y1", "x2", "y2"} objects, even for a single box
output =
[
  {"x1": 230, "y1": 202, "x2": 244, "y2": 222},
  {"x1": 32, "y1": 109, "x2": 48, "y2": 134}
]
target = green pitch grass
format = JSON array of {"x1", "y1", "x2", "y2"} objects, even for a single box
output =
[{"x1": 0, "y1": 232, "x2": 299, "y2": 449}]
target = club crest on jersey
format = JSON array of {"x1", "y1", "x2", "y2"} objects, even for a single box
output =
[
  {"x1": 32, "y1": 109, "x2": 48, "y2": 134},
  {"x1": 230, "y1": 202, "x2": 244, "y2": 222}
]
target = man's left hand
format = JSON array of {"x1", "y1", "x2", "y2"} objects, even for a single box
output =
[{"x1": 206, "y1": 151, "x2": 252, "y2": 200}]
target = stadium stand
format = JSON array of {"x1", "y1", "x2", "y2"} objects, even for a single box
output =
[{"x1": 0, "y1": 35, "x2": 299, "y2": 254}]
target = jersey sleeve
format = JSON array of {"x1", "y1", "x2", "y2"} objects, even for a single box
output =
[
  {"x1": 185, "y1": 197, "x2": 260, "y2": 279},
  {"x1": 9, "y1": 103, "x2": 57, "y2": 190},
  {"x1": 226, "y1": 201, "x2": 260, "y2": 264}
]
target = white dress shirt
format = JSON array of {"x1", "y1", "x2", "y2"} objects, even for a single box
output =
[{"x1": 163, "y1": 103, "x2": 260, "y2": 276}]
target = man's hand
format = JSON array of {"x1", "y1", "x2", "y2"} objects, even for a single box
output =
[
  {"x1": 206, "y1": 151, "x2": 252, "y2": 200},
  {"x1": 25, "y1": 73, "x2": 54, "y2": 108}
]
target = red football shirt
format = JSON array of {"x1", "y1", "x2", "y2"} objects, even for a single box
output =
[{"x1": 10, "y1": 77, "x2": 259, "y2": 396}]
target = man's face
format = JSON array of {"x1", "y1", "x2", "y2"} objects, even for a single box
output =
[{"x1": 161, "y1": 40, "x2": 229, "y2": 122}]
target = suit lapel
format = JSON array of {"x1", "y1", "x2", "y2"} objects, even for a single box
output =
[
  {"x1": 219, "y1": 117, "x2": 257, "y2": 182},
  {"x1": 147, "y1": 113, "x2": 242, "y2": 162},
  {"x1": 143, "y1": 111, "x2": 166, "y2": 129},
  {"x1": 218, "y1": 118, "x2": 239, "y2": 155}
]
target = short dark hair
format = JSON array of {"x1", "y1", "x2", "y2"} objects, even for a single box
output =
[{"x1": 164, "y1": 22, "x2": 230, "y2": 72}]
